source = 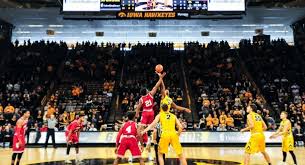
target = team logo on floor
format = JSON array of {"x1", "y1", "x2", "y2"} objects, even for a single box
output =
[{"x1": 29, "y1": 158, "x2": 241, "y2": 165}]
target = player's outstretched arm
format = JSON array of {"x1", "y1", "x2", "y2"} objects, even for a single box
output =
[
  {"x1": 272, "y1": 121, "x2": 290, "y2": 138},
  {"x1": 161, "y1": 80, "x2": 166, "y2": 99},
  {"x1": 240, "y1": 114, "x2": 254, "y2": 132},
  {"x1": 171, "y1": 102, "x2": 191, "y2": 113},
  {"x1": 142, "y1": 115, "x2": 160, "y2": 134},
  {"x1": 175, "y1": 116, "x2": 183, "y2": 136},
  {"x1": 150, "y1": 72, "x2": 166, "y2": 96},
  {"x1": 135, "y1": 102, "x2": 142, "y2": 118},
  {"x1": 116, "y1": 124, "x2": 124, "y2": 147},
  {"x1": 270, "y1": 125, "x2": 281, "y2": 139}
]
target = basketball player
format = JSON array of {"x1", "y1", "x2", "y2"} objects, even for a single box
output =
[
  {"x1": 270, "y1": 111, "x2": 297, "y2": 165},
  {"x1": 142, "y1": 104, "x2": 187, "y2": 165},
  {"x1": 135, "y1": 72, "x2": 166, "y2": 160},
  {"x1": 136, "y1": 71, "x2": 166, "y2": 124},
  {"x1": 241, "y1": 104, "x2": 272, "y2": 165},
  {"x1": 65, "y1": 114, "x2": 85, "y2": 164},
  {"x1": 114, "y1": 111, "x2": 144, "y2": 165},
  {"x1": 160, "y1": 80, "x2": 191, "y2": 114},
  {"x1": 11, "y1": 110, "x2": 30, "y2": 165}
]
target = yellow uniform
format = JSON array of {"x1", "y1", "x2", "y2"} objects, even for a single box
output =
[
  {"x1": 160, "y1": 95, "x2": 173, "y2": 112},
  {"x1": 158, "y1": 112, "x2": 182, "y2": 155},
  {"x1": 245, "y1": 112, "x2": 266, "y2": 154},
  {"x1": 280, "y1": 119, "x2": 294, "y2": 152}
]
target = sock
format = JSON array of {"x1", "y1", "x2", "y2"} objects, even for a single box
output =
[
  {"x1": 283, "y1": 151, "x2": 287, "y2": 162},
  {"x1": 289, "y1": 151, "x2": 297, "y2": 165},
  {"x1": 66, "y1": 145, "x2": 71, "y2": 155}
]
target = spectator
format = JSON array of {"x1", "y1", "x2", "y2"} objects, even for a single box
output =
[
  {"x1": 206, "y1": 114, "x2": 213, "y2": 130},
  {"x1": 233, "y1": 109, "x2": 243, "y2": 128},
  {"x1": 217, "y1": 124, "x2": 227, "y2": 131},
  {"x1": 88, "y1": 124, "x2": 97, "y2": 131},
  {"x1": 0, "y1": 103, "x2": 3, "y2": 114},
  {"x1": 2, "y1": 124, "x2": 13, "y2": 148},
  {"x1": 212, "y1": 114, "x2": 219, "y2": 129},
  {"x1": 293, "y1": 124, "x2": 305, "y2": 146},
  {"x1": 4, "y1": 103, "x2": 14, "y2": 120},
  {"x1": 219, "y1": 111, "x2": 227, "y2": 126},
  {"x1": 199, "y1": 117, "x2": 205, "y2": 129},
  {"x1": 0, "y1": 115, "x2": 5, "y2": 126},
  {"x1": 193, "y1": 124, "x2": 200, "y2": 131},
  {"x1": 46, "y1": 104, "x2": 55, "y2": 118},
  {"x1": 226, "y1": 114, "x2": 234, "y2": 130},
  {"x1": 40, "y1": 123, "x2": 48, "y2": 132},
  {"x1": 33, "y1": 123, "x2": 41, "y2": 144},
  {"x1": 265, "y1": 114, "x2": 276, "y2": 130}
]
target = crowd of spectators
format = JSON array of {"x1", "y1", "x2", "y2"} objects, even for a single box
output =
[
  {"x1": 184, "y1": 41, "x2": 274, "y2": 131},
  {"x1": 240, "y1": 39, "x2": 305, "y2": 144},
  {"x1": 0, "y1": 40, "x2": 304, "y2": 147},
  {"x1": 0, "y1": 40, "x2": 68, "y2": 146},
  {"x1": 0, "y1": 41, "x2": 120, "y2": 146}
]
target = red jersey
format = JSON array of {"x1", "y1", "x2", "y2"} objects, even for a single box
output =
[
  {"x1": 66, "y1": 120, "x2": 83, "y2": 136},
  {"x1": 139, "y1": 93, "x2": 154, "y2": 112},
  {"x1": 116, "y1": 121, "x2": 137, "y2": 145},
  {"x1": 13, "y1": 119, "x2": 28, "y2": 153},
  {"x1": 116, "y1": 121, "x2": 141, "y2": 158}
]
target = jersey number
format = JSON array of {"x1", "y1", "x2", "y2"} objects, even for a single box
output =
[
  {"x1": 166, "y1": 114, "x2": 170, "y2": 119},
  {"x1": 145, "y1": 100, "x2": 152, "y2": 107},
  {"x1": 126, "y1": 126, "x2": 131, "y2": 133},
  {"x1": 255, "y1": 116, "x2": 262, "y2": 121}
]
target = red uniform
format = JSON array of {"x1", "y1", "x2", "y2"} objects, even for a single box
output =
[
  {"x1": 139, "y1": 93, "x2": 154, "y2": 125},
  {"x1": 116, "y1": 121, "x2": 141, "y2": 158},
  {"x1": 65, "y1": 120, "x2": 83, "y2": 143},
  {"x1": 12, "y1": 120, "x2": 28, "y2": 153}
]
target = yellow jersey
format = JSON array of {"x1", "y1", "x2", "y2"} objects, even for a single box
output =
[
  {"x1": 160, "y1": 95, "x2": 173, "y2": 112},
  {"x1": 279, "y1": 119, "x2": 292, "y2": 138},
  {"x1": 159, "y1": 111, "x2": 176, "y2": 134},
  {"x1": 249, "y1": 112, "x2": 264, "y2": 134}
]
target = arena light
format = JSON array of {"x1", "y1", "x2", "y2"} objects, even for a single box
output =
[
  {"x1": 81, "y1": 31, "x2": 95, "y2": 34},
  {"x1": 49, "y1": 25, "x2": 63, "y2": 27},
  {"x1": 269, "y1": 24, "x2": 284, "y2": 27},
  {"x1": 28, "y1": 25, "x2": 44, "y2": 27},
  {"x1": 210, "y1": 31, "x2": 225, "y2": 33},
  {"x1": 15, "y1": 31, "x2": 30, "y2": 34}
]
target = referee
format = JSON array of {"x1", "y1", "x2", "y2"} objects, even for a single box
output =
[
  {"x1": 153, "y1": 123, "x2": 165, "y2": 165},
  {"x1": 44, "y1": 114, "x2": 57, "y2": 148}
]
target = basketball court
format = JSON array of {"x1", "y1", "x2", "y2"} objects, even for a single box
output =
[{"x1": 0, "y1": 147, "x2": 304, "y2": 165}]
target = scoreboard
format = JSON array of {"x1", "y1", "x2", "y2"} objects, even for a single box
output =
[{"x1": 62, "y1": 0, "x2": 245, "y2": 18}]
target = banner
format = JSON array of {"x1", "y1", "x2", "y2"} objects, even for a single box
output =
[
  {"x1": 29, "y1": 131, "x2": 281, "y2": 144},
  {"x1": 116, "y1": 12, "x2": 189, "y2": 19}
]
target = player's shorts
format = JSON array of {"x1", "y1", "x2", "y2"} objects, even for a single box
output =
[
  {"x1": 141, "y1": 111, "x2": 154, "y2": 125},
  {"x1": 143, "y1": 132, "x2": 148, "y2": 144},
  {"x1": 245, "y1": 132, "x2": 265, "y2": 154},
  {"x1": 282, "y1": 136, "x2": 294, "y2": 152},
  {"x1": 12, "y1": 136, "x2": 25, "y2": 153},
  {"x1": 117, "y1": 136, "x2": 141, "y2": 158},
  {"x1": 65, "y1": 132, "x2": 79, "y2": 144},
  {"x1": 158, "y1": 132, "x2": 182, "y2": 155}
]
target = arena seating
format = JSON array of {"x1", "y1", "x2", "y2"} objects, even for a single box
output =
[
  {"x1": 240, "y1": 39, "x2": 305, "y2": 130},
  {"x1": 185, "y1": 41, "x2": 283, "y2": 131},
  {"x1": 0, "y1": 40, "x2": 304, "y2": 138}
]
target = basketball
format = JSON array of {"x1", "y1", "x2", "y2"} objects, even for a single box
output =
[{"x1": 155, "y1": 64, "x2": 163, "y2": 73}]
